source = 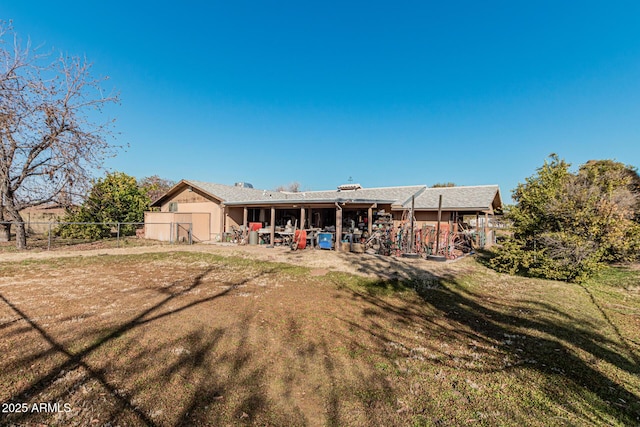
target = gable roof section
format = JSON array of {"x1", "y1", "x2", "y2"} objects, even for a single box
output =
[
  {"x1": 186, "y1": 180, "x2": 291, "y2": 203},
  {"x1": 150, "y1": 180, "x2": 290, "y2": 207},
  {"x1": 399, "y1": 185, "x2": 502, "y2": 213}
]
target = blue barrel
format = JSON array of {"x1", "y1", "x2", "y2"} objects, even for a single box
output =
[{"x1": 318, "y1": 233, "x2": 333, "y2": 250}]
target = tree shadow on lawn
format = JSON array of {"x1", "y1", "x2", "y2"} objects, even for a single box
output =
[
  {"x1": 0, "y1": 256, "x2": 404, "y2": 426},
  {"x1": 0, "y1": 265, "x2": 281, "y2": 426},
  {"x1": 342, "y1": 256, "x2": 640, "y2": 425}
]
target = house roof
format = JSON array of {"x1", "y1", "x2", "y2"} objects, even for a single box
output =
[
  {"x1": 152, "y1": 180, "x2": 502, "y2": 213},
  {"x1": 186, "y1": 180, "x2": 291, "y2": 203},
  {"x1": 244, "y1": 185, "x2": 426, "y2": 206},
  {"x1": 399, "y1": 185, "x2": 502, "y2": 213}
]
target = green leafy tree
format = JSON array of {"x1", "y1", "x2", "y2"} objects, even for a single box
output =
[
  {"x1": 57, "y1": 172, "x2": 150, "y2": 239},
  {"x1": 490, "y1": 155, "x2": 640, "y2": 282}
]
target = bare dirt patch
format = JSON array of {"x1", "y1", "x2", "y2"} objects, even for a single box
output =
[{"x1": 309, "y1": 268, "x2": 329, "y2": 276}]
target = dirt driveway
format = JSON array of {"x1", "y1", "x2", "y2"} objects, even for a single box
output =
[{"x1": 0, "y1": 242, "x2": 471, "y2": 281}]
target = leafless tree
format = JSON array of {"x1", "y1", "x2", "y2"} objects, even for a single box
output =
[
  {"x1": 138, "y1": 175, "x2": 175, "y2": 203},
  {"x1": 0, "y1": 22, "x2": 119, "y2": 248},
  {"x1": 275, "y1": 181, "x2": 301, "y2": 192}
]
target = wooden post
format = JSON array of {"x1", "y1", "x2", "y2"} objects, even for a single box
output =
[
  {"x1": 484, "y1": 212, "x2": 490, "y2": 248},
  {"x1": 435, "y1": 195, "x2": 443, "y2": 255},
  {"x1": 335, "y1": 203, "x2": 342, "y2": 251},
  {"x1": 475, "y1": 212, "x2": 480, "y2": 247},
  {"x1": 270, "y1": 207, "x2": 276, "y2": 247},
  {"x1": 219, "y1": 204, "x2": 226, "y2": 242},
  {"x1": 409, "y1": 195, "x2": 415, "y2": 252},
  {"x1": 243, "y1": 207, "x2": 248, "y2": 239},
  {"x1": 308, "y1": 208, "x2": 313, "y2": 228},
  {"x1": 368, "y1": 205, "x2": 373, "y2": 235},
  {"x1": 300, "y1": 207, "x2": 306, "y2": 230}
]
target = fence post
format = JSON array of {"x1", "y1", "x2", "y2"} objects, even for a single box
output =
[
  {"x1": 48, "y1": 222, "x2": 52, "y2": 251},
  {"x1": 117, "y1": 223, "x2": 121, "y2": 248},
  {"x1": 189, "y1": 222, "x2": 193, "y2": 245},
  {"x1": 170, "y1": 222, "x2": 174, "y2": 244}
]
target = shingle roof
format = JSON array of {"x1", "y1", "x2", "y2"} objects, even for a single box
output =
[
  {"x1": 284, "y1": 185, "x2": 426, "y2": 205},
  {"x1": 186, "y1": 181, "x2": 291, "y2": 202},
  {"x1": 181, "y1": 181, "x2": 425, "y2": 205},
  {"x1": 401, "y1": 185, "x2": 501, "y2": 212},
  {"x1": 155, "y1": 180, "x2": 501, "y2": 212}
]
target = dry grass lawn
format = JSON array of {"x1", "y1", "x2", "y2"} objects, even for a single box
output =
[{"x1": 0, "y1": 246, "x2": 639, "y2": 426}]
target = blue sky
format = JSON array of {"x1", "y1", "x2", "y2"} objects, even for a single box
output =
[{"x1": 3, "y1": 1, "x2": 640, "y2": 201}]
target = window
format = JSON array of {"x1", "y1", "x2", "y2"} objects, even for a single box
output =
[{"x1": 168, "y1": 202, "x2": 178, "y2": 212}]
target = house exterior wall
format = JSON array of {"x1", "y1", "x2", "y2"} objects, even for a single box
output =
[
  {"x1": 159, "y1": 188, "x2": 210, "y2": 209},
  {"x1": 188, "y1": 213, "x2": 211, "y2": 242},
  {"x1": 158, "y1": 187, "x2": 222, "y2": 239},
  {"x1": 144, "y1": 212, "x2": 211, "y2": 242},
  {"x1": 225, "y1": 207, "x2": 244, "y2": 231},
  {"x1": 144, "y1": 212, "x2": 174, "y2": 241}
]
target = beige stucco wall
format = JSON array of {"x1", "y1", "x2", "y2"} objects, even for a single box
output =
[
  {"x1": 160, "y1": 188, "x2": 210, "y2": 209},
  {"x1": 225, "y1": 207, "x2": 244, "y2": 231},
  {"x1": 144, "y1": 212, "x2": 174, "y2": 241},
  {"x1": 158, "y1": 187, "x2": 222, "y2": 239},
  {"x1": 144, "y1": 212, "x2": 211, "y2": 242},
  {"x1": 189, "y1": 213, "x2": 211, "y2": 242}
]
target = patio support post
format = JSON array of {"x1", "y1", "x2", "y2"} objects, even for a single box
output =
[
  {"x1": 219, "y1": 204, "x2": 226, "y2": 242},
  {"x1": 484, "y1": 212, "x2": 490, "y2": 248},
  {"x1": 435, "y1": 195, "x2": 443, "y2": 256},
  {"x1": 300, "y1": 207, "x2": 306, "y2": 230},
  {"x1": 335, "y1": 203, "x2": 342, "y2": 251},
  {"x1": 270, "y1": 207, "x2": 276, "y2": 247},
  {"x1": 243, "y1": 207, "x2": 248, "y2": 239}
]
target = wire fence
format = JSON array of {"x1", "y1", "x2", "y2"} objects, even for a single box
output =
[{"x1": 0, "y1": 221, "x2": 193, "y2": 251}]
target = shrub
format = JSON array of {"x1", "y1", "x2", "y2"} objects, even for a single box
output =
[{"x1": 491, "y1": 156, "x2": 640, "y2": 282}]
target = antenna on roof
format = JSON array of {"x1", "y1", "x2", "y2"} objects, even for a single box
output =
[{"x1": 348, "y1": 176, "x2": 353, "y2": 183}]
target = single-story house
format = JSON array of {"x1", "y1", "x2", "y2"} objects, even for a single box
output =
[{"x1": 144, "y1": 180, "x2": 502, "y2": 249}]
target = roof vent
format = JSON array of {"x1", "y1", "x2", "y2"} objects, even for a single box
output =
[
  {"x1": 234, "y1": 182, "x2": 254, "y2": 188},
  {"x1": 337, "y1": 183, "x2": 362, "y2": 191}
]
